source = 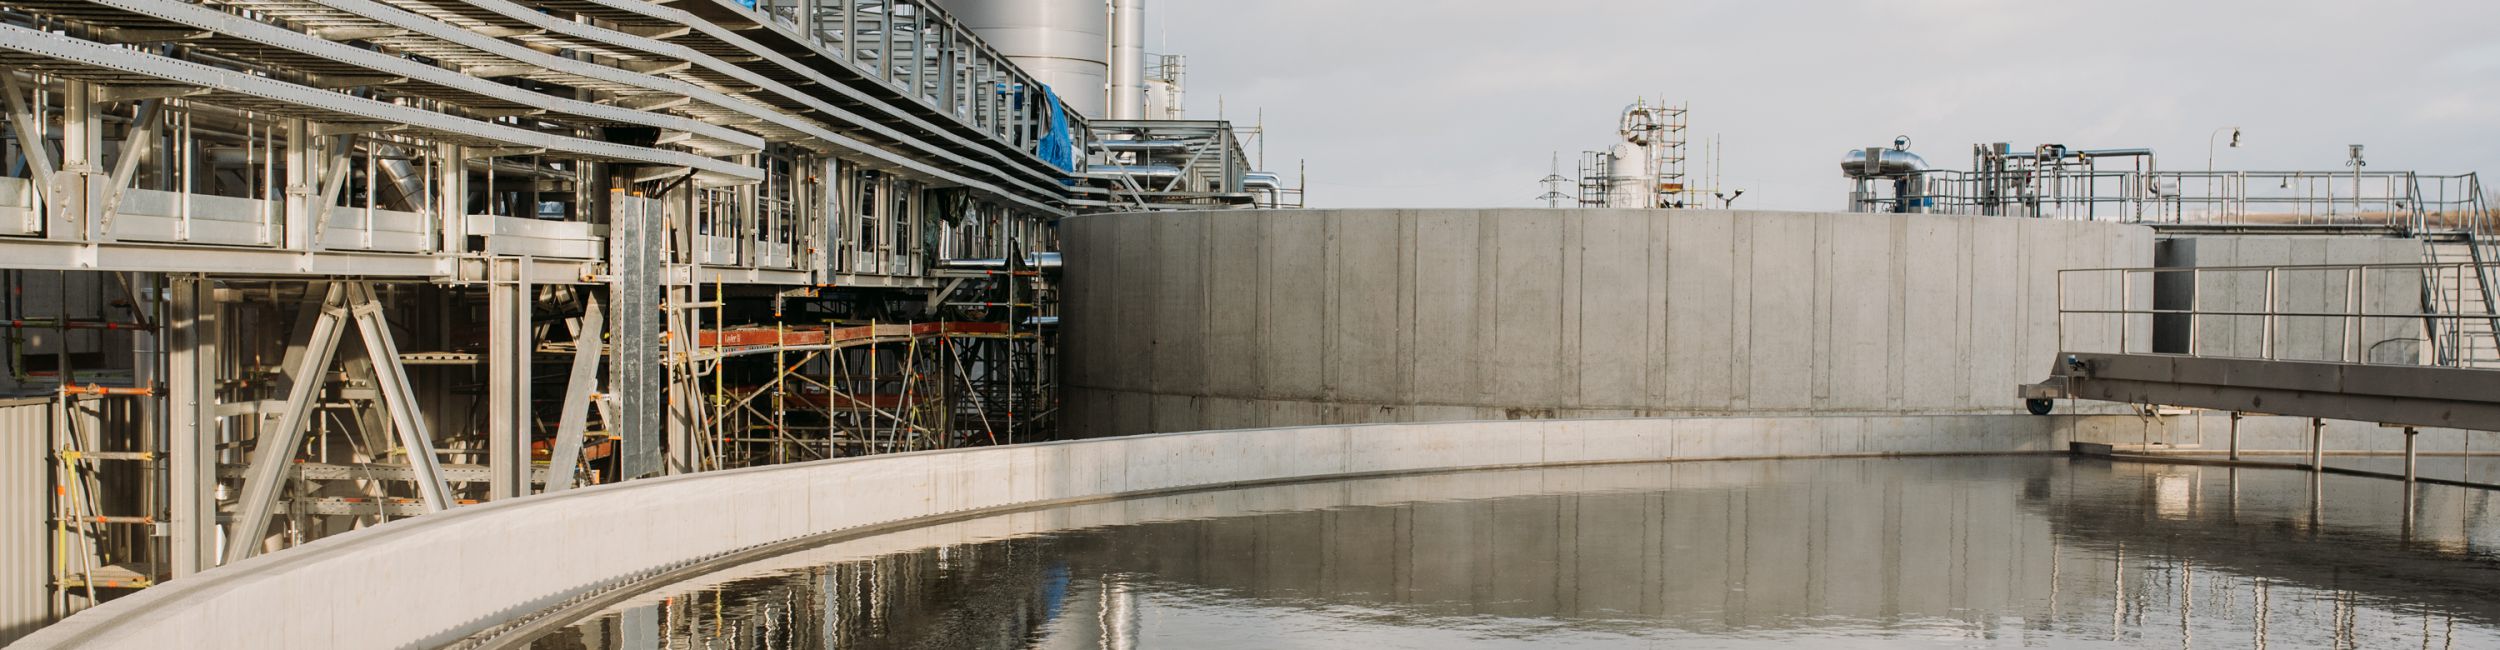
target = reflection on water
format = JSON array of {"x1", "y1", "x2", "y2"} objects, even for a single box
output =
[{"x1": 532, "y1": 457, "x2": 2500, "y2": 649}]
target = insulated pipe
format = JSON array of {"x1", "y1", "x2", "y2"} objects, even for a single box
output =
[
  {"x1": 1108, "y1": 0, "x2": 1146, "y2": 120},
  {"x1": 937, "y1": 251, "x2": 1063, "y2": 272}
]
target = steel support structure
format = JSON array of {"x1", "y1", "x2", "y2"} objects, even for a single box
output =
[{"x1": 0, "y1": 0, "x2": 1097, "y2": 624}]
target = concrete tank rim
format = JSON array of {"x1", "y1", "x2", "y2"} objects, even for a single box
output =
[
  {"x1": 1059, "y1": 207, "x2": 2167, "y2": 229},
  {"x1": 19, "y1": 413, "x2": 2107, "y2": 648}
]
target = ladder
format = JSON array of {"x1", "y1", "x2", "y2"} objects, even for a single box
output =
[{"x1": 2422, "y1": 233, "x2": 2500, "y2": 368}]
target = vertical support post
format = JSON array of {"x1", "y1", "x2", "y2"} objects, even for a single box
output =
[
  {"x1": 664, "y1": 284, "x2": 695, "y2": 474},
  {"x1": 486, "y1": 260, "x2": 532, "y2": 500},
  {"x1": 56, "y1": 81, "x2": 93, "y2": 241},
  {"x1": 2260, "y1": 268, "x2": 2278, "y2": 360},
  {"x1": 2347, "y1": 267, "x2": 2363, "y2": 364},
  {"x1": 164, "y1": 275, "x2": 218, "y2": 574},
  {"x1": 2308, "y1": 417, "x2": 2325, "y2": 471},
  {"x1": 281, "y1": 119, "x2": 314, "y2": 251},
  {"x1": 2403, "y1": 426, "x2": 2419, "y2": 484},
  {"x1": 2227, "y1": 411, "x2": 2242, "y2": 462},
  {"x1": 2119, "y1": 268, "x2": 2131, "y2": 353},
  {"x1": 2402, "y1": 426, "x2": 2419, "y2": 539},
  {"x1": 344, "y1": 283, "x2": 452, "y2": 510},
  {"x1": 224, "y1": 283, "x2": 347, "y2": 564},
  {"x1": 545, "y1": 293, "x2": 605, "y2": 493},
  {"x1": 436, "y1": 143, "x2": 466, "y2": 253}
]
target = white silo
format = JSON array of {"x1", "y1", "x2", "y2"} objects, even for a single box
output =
[{"x1": 931, "y1": 0, "x2": 1114, "y2": 118}]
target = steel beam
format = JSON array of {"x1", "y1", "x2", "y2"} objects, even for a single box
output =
[
  {"x1": 456, "y1": 0, "x2": 1070, "y2": 209},
  {"x1": 96, "y1": 99, "x2": 161, "y2": 234},
  {"x1": 2055, "y1": 352, "x2": 2500, "y2": 432},
  {"x1": 545, "y1": 292, "x2": 605, "y2": 493},
  {"x1": 76, "y1": 0, "x2": 759, "y2": 153},
  {"x1": 223, "y1": 283, "x2": 347, "y2": 564},
  {"x1": 1, "y1": 75, "x2": 60, "y2": 223},
  {"x1": 344, "y1": 282, "x2": 453, "y2": 510},
  {"x1": 0, "y1": 24, "x2": 761, "y2": 180},
  {"x1": 0, "y1": 236, "x2": 460, "y2": 276}
]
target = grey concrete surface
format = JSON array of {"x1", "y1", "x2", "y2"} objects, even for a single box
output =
[
  {"x1": 1064, "y1": 209, "x2": 2156, "y2": 436},
  {"x1": 18, "y1": 413, "x2": 2126, "y2": 649}
]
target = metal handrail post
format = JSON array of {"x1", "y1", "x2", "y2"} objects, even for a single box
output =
[
  {"x1": 2348, "y1": 267, "x2": 2363, "y2": 364},
  {"x1": 2262, "y1": 267, "x2": 2278, "y2": 361}
]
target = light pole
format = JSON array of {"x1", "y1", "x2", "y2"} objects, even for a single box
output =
[
  {"x1": 2206, "y1": 126, "x2": 2240, "y2": 175},
  {"x1": 2207, "y1": 127, "x2": 2241, "y2": 216}
]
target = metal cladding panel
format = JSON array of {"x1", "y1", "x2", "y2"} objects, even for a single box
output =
[
  {"x1": 0, "y1": 397, "x2": 49, "y2": 644},
  {"x1": 611, "y1": 195, "x2": 665, "y2": 480}
]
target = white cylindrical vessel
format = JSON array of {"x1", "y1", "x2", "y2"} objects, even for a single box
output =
[
  {"x1": 932, "y1": 0, "x2": 1109, "y2": 118},
  {"x1": 1606, "y1": 141, "x2": 1654, "y2": 208},
  {"x1": 1107, "y1": 0, "x2": 1147, "y2": 120}
]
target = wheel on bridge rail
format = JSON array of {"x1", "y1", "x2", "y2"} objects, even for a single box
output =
[{"x1": 2025, "y1": 399, "x2": 2055, "y2": 416}]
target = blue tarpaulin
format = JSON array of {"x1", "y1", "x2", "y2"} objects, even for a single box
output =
[{"x1": 1036, "y1": 85, "x2": 1079, "y2": 173}]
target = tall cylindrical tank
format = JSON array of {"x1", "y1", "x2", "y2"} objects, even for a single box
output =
[
  {"x1": 932, "y1": 0, "x2": 1109, "y2": 118},
  {"x1": 1107, "y1": 0, "x2": 1146, "y2": 120},
  {"x1": 1605, "y1": 141, "x2": 1654, "y2": 208}
]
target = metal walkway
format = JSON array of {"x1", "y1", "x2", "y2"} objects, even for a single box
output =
[
  {"x1": 2033, "y1": 257, "x2": 2500, "y2": 431},
  {"x1": 2039, "y1": 352, "x2": 2500, "y2": 432}
]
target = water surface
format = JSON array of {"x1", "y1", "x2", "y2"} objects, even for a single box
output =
[{"x1": 533, "y1": 457, "x2": 2500, "y2": 649}]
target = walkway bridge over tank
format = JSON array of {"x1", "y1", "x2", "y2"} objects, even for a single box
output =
[{"x1": 2034, "y1": 256, "x2": 2500, "y2": 463}]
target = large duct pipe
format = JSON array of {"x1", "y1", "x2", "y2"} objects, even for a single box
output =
[
  {"x1": 1107, "y1": 0, "x2": 1146, "y2": 120},
  {"x1": 932, "y1": 0, "x2": 1109, "y2": 118}
]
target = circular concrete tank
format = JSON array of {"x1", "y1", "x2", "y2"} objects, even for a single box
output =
[{"x1": 1059, "y1": 209, "x2": 2158, "y2": 437}]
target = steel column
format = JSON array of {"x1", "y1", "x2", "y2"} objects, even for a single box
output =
[
  {"x1": 163, "y1": 275, "x2": 217, "y2": 575},
  {"x1": 56, "y1": 81, "x2": 93, "y2": 241},
  {"x1": 281, "y1": 119, "x2": 315, "y2": 250},
  {"x1": 487, "y1": 261, "x2": 532, "y2": 499}
]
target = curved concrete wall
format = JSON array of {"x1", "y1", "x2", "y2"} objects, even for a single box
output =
[
  {"x1": 16, "y1": 414, "x2": 2101, "y2": 649},
  {"x1": 1062, "y1": 209, "x2": 2155, "y2": 435}
]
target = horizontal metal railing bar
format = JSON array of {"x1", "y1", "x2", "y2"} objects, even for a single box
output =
[
  {"x1": 2058, "y1": 262, "x2": 2500, "y2": 274},
  {"x1": 2060, "y1": 308, "x2": 2476, "y2": 319}
]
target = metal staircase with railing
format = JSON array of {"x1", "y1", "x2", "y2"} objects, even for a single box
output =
[{"x1": 2421, "y1": 232, "x2": 2500, "y2": 368}]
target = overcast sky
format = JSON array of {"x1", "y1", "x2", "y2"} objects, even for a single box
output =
[{"x1": 1145, "y1": 0, "x2": 2500, "y2": 211}]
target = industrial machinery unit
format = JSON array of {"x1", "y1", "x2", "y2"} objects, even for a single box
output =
[
  {"x1": 1575, "y1": 99, "x2": 1693, "y2": 209},
  {"x1": 0, "y1": 0, "x2": 1284, "y2": 639}
]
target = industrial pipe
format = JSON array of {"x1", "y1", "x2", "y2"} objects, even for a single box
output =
[
  {"x1": 0, "y1": 319, "x2": 151, "y2": 331},
  {"x1": 937, "y1": 252, "x2": 1064, "y2": 272},
  {"x1": 1108, "y1": 0, "x2": 1146, "y2": 120}
]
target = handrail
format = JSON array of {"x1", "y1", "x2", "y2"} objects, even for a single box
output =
[
  {"x1": 1860, "y1": 169, "x2": 2486, "y2": 233},
  {"x1": 2055, "y1": 259, "x2": 2500, "y2": 368}
]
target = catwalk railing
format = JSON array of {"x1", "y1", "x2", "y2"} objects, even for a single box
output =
[
  {"x1": 1857, "y1": 169, "x2": 2487, "y2": 234},
  {"x1": 2052, "y1": 260, "x2": 2500, "y2": 368}
]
